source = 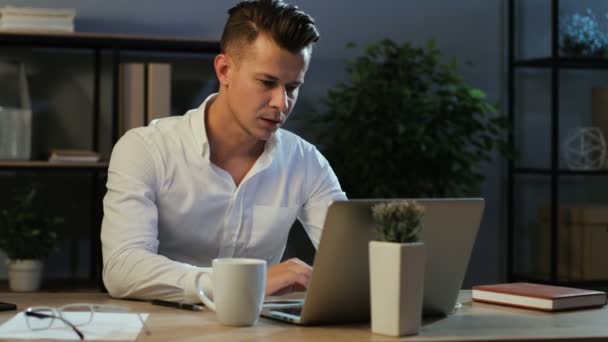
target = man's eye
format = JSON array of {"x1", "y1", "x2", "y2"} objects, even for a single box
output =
[
  {"x1": 260, "y1": 80, "x2": 275, "y2": 87},
  {"x1": 286, "y1": 85, "x2": 298, "y2": 93}
]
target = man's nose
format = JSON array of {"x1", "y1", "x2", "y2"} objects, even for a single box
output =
[{"x1": 270, "y1": 87, "x2": 288, "y2": 113}]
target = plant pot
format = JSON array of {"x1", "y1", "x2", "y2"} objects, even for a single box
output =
[
  {"x1": 7, "y1": 259, "x2": 43, "y2": 292},
  {"x1": 369, "y1": 241, "x2": 425, "y2": 337}
]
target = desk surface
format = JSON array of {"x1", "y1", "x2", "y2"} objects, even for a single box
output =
[{"x1": 1, "y1": 290, "x2": 608, "y2": 341}]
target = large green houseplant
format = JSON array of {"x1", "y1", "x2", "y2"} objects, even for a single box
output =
[
  {"x1": 306, "y1": 39, "x2": 512, "y2": 198},
  {"x1": 0, "y1": 185, "x2": 64, "y2": 291}
]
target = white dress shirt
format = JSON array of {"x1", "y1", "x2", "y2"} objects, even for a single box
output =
[{"x1": 101, "y1": 94, "x2": 346, "y2": 303}]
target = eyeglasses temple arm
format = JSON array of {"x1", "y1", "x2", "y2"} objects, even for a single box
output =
[
  {"x1": 56, "y1": 315, "x2": 84, "y2": 340},
  {"x1": 136, "y1": 313, "x2": 151, "y2": 335},
  {"x1": 25, "y1": 311, "x2": 50, "y2": 319}
]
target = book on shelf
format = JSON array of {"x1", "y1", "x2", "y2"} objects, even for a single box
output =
[
  {"x1": 472, "y1": 282, "x2": 607, "y2": 312},
  {"x1": 0, "y1": 6, "x2": 76, "y2": 32},
  {"x1": 119, "y1": 63, "x2": 146, "y2": 136},
  {"x1": 48, "y1": 149, "x2": 100, "y2": 163},
  {"x1": 119, "y1": 62, "x2": 172, "y2": 137},
  {"x1": 538, "y1": 206, "x2": 608, "y2": 281},
  {"x1": 146, "y1": 63, "x2": 172, "y2": 124}
]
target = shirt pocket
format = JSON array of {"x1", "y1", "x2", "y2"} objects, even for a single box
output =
[{"x1": 247, "y1": 205, "x2": 299, "y2": 263}]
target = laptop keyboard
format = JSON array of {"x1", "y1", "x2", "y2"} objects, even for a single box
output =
[{"x1": 273, "y1": 306, "x2": 302, "y2": 316}]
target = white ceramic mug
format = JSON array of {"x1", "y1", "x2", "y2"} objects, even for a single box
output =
[{"x1": 197, "y1": 258, "x2": 267, "y2": 326}]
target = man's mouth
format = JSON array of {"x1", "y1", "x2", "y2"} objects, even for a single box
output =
[{"x1": 260, "y1": 117, "x2": 282, "y2": 126}]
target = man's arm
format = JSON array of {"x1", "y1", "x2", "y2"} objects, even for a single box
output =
[
  {"x1": 297, "y1": 147, "x2": 347, "y2": 247},
  {"x1": 101, "y1": 130, "x2": 210, "y2": 303},
  {"x1": 265, "y1": 146, "x2": 346, "y2": 296}
]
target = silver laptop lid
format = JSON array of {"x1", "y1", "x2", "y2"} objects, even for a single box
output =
[{"x1": 299, "y1": 198, "x2": 484, "y2": 324}]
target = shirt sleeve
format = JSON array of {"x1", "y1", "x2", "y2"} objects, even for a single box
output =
[
  {"x1": 297, "y1": 147, "x2": 347, "y2": 248},
  {"x1": 100, "y1": 130, "x2": 211, "y2": 304}
]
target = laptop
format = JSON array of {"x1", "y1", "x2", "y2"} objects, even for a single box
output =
[{"x1": 261, "y1": 198, "x2": 485, "y2": 325}]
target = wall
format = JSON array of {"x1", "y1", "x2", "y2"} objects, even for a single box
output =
[{"x1": 0, "y1": 0, "x2": 508, "y2": 287}]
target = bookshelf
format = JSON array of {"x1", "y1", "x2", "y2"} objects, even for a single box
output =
[
  {"x1": 0, "y1": 161, "x2": 109, "y2": 169},
  {"x1": 0, "y1": 30, "x2": 220, "y2": 51},
  {"x1": 507, "y1": 0, "x2": 608, "y2": 287},
  {"x1": 0, "y1": 30, "x2": 220, "y2": 288}
]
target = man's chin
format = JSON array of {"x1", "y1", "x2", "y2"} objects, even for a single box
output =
[
  {"x1": 257, "y1": 134, "x2": 273, "y2": 142},
  {"x1": 255, "y1": 128, "x2": 278, "y2": 141}
]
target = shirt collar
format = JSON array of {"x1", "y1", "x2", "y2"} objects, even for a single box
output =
[
  {"x1": 189, "y1": 93, "x2": 215, "y2": 159},
  {"x1": 189, "y1": 93, "x2": 281, "y2": 162}
]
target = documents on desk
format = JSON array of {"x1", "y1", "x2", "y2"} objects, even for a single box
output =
[
  {"x1": 472, "y1": 282, "x2": 607, "y2": 311},
  {"x1": 0, "y1": 311, "x2": 149, "y2": 341}
]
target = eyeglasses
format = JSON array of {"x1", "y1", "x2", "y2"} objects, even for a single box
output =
[{"x1": 25, "y1": 303, "x2": 150, "y2": 340}]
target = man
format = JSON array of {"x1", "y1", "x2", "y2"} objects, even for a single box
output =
[{"x1": 101, "y1": 0, "x2": 346, "y2": 303}]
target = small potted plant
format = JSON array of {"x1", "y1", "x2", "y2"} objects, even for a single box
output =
[
  {"x1": 369, "y1": 200, "x2": 425, "y2": 337},
  {"x1": 0, "y1": 186, "x2": 64, "y2": 292}
]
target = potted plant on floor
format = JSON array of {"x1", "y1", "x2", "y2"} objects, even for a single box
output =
[
  {"x1": 369, "y1": 200, "x2": 425, "y2": 336},
  {"x1": 0, "y1": 185, "x2": 64, "y2": 292}
]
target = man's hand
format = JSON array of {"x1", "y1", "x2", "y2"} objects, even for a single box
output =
[{"x1": 266, "y1": 258, "x2": 312, "y2": 296}]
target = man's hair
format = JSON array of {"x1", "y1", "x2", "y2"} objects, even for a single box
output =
[{"x1": 221, "y1": 0, "x2": 320, "y2": 56}]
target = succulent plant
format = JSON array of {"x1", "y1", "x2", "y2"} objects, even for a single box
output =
[{"x1": 371, "y1": 200, "x2": 424, "y2": 243}]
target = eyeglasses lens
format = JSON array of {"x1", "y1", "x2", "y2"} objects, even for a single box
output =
[
  {"x1": 26, "y1": 308, "x2": 54, "y2": 330},
  {"x1": 60, "y1": 304, "x2": 93, "y2": 326}
]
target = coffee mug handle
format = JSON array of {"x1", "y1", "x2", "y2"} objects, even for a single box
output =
[{"x1": 196, "y1": 271, "x2": 216, "y2": 311}]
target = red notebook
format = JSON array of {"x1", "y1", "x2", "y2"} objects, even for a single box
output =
[{"x1": 472, "y1": 282, "x2": 607, "y2": 311}]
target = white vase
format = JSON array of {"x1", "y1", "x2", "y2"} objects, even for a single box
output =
[
  {"x1": 7, "y1": 259, "x2": 43, "y2": 292},
  {"x1": 369, "y1": 241, "x2": 426, "y2": 337}
]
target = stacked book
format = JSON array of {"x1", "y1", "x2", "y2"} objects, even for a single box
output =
[
  {"x1": 48, "y1": 149, "x2": 100, "y2": 163},
  {"x1": 119, "y1": 62, "x2": 172, "y2": 136},
  {"x1": 0, "y1": 6, "x2": 76, "y2": 32}
]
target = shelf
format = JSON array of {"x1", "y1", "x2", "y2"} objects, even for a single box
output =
[
  {"x1": 0, "y1": 29, "x2": 218, "y2": 290},
  {"x1": 514, "y1": 167, "x2": 608, "y2": 175},
  {"x1": 0, "y1": 279, "x2": 103, "y2": 292},
  {"x1": 507, "y1": 0, "x2": 608, "y2": 287},
  {"x1": 0, "y1": 161, "x2": 109, "y2": 169},
  {"x1": 0, "y1": 30, "x2": 220, "y2": 53},
  {"x1": 514, "y1": 57, "x2": 608, "y2": 69}
]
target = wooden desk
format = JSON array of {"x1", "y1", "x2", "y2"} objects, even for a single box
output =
[{"x1": 1, "y1": 291, "x2": 608, "y2": 341}]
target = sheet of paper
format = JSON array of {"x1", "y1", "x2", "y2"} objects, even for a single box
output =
[{"x1": 0, "y1": 311, "x2": 149, "y2": 341}]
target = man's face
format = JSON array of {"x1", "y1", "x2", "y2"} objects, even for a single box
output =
[{"x1": 223, "y1": 34, "x2": 311, "y2": 141}]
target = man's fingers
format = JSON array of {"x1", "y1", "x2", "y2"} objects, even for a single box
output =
[
  {"x1": 265, "y1": 258, "x2": 313, "y2": 296},
  {"x1": 293, "y1": 270, "x2": 311, "y2": 287}
]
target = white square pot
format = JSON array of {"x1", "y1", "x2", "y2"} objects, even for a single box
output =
[{"x1": 369, "y1": 241, "x2": 425, "y2": 336}]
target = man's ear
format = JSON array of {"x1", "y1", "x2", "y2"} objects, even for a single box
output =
[{"x1": 214, "y1": 53, "x2": 232, "y2": 86}]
